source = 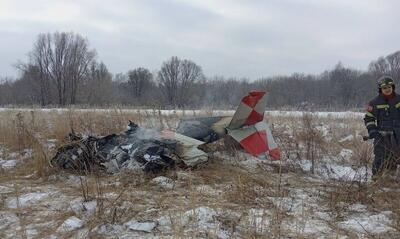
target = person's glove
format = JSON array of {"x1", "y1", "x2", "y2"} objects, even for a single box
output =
[{"x1": 369, "y1": 130, "x2": 381, "y2": 139}]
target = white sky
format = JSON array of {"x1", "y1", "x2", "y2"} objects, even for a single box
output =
[{"x1": 0, "y1": 0, "x2": 399, "y2": 79}]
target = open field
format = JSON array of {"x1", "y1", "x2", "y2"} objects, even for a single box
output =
[{"x1": 0, "y1": 108, "x2": 399, "y2": 238}]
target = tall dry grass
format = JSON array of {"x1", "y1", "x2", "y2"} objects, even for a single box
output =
[
  {"x1": 0, "y1": 108, "x2": 185, "y2": 180},
  {"x1": 1, "y1": 109, "x2": 400, "y2": 238}
]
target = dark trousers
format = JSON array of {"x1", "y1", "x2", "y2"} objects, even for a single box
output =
[{"x1": 373, "y1": 134, "x2": 400, "y2": 175}]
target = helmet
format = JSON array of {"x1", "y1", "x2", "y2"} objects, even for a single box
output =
[{"x1": 377, "y1": 75, "x2": 395, "y2": 89}]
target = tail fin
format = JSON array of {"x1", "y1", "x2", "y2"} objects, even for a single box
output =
[
  {"x1": 228, "y1": 91, "x2": 267, "y2": 129},
  {"x1": 227, "y1": 91, "x2": 280, "y2": 160}
]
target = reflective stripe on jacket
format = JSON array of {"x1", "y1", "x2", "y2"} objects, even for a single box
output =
[{"x1": 364, "y1": 93, "x2": 400, "y2": 134}]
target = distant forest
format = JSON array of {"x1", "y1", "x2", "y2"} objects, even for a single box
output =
[{"x1": 1, "y1": 32, "x2": 399, "y2": 110}]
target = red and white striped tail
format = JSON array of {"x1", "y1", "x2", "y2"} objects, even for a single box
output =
[
  {"x1": 227, "y1": 91, "x2": 280, "y2": 160},
  {"x1": 228, "y1": 91, "x2": 267, "y2": 129}
]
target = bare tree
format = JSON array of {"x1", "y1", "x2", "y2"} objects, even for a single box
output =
[
  {"x1": 83, "y1": 61, "x2": 113, "y2": 105},
  {"x1": 178, "y1": 59, "x2": 203, "y2": 106},
  {"x1": 386, "y1": 51, "x2": 400, "y2": 81},
  {"x1": 15, "y1": 62, "x2": 52, "y2": 106},
  {"x1": 28, "y1": 32, "x2": 96, "y2": 105},
  {"x1": 369, "y1": 56, "x2": 390, "y2": 79},
  {"x1": 158, "y1": 56, "x2": 203, "y2": 107},
  {"x1": 127, "y1": 67, "x2": 153, "y2": 103}
]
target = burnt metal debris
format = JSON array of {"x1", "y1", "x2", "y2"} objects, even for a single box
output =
[{"x1": 51, "y1": 122, "x2": 187, "y2": 173}]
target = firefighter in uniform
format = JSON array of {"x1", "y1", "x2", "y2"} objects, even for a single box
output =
[{"x1": 364, "y1": 76, "x2": 400, "y2": 176}]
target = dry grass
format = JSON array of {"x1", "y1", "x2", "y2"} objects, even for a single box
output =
[{"x1": 0, "y1": 109, "x2": 400, "y2": 238}]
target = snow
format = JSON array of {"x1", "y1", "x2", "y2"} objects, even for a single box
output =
[
  {"x1": 0, "y1": 159, "x2": 17, "y2": 169},
  {"x1": 0, "y1": 185, "x2": 13, "y2": 193},
  {"x1": 121, "y1": 144, "x2": 133, "y2": 150},
  {"x1": 265, "y1": 110, "x2": 363, "y2": 119},
  {"x1": 0, "y1": 212, "x2": 20, "y2": 231},
  {"x1": 0, "y1": 149, "x2": 34, "y2": 169},
  {"x1": 151, "y1": 176, "x2": 175, "y2": 190},
  {"x1": 1, "y1": 109, "x2": 398, "y2": 238},
  {"x1": 315, "y1": 125, "x2": 330, "y2": 137},
  {"x1": 246, "y1": 208, "x2": 271, "y2": 233},
  {"x1": 339, "y1": 149, "x2": 353, "y2": 161},
  {"x1": 182, "y1": 206, "x2": 217, "y2": 227},
  {"x1": 0, "y1": 108, "x2": 364, "y2": 119},
  {"x1": 339, "y1": 134, "x2": 354, "y2": 142},
  {"x1": 70, "y1": 198, "x2": 97, "y2": 217},
  {"x1": 45, "y1": 139, "x2": 57, "y2": 150},
  {"x1": 6, "y1": 191, "x2": 54, "y2": 209},
  {"x1": 156, "y1": 207, "x2": 222, "y2": 235},
  {"x1": 125, "y1": 220, "x2": 156, "y2": 232},
  {"x1": 195, "y1": 185, "x2": 220, "y2": 196},
  {"x1": 57, "y1": 216, "x2": 84, "y2": 232},
  {"x1": 65, "y1": 175, "x2": 86, "y2": 185},
  {"x1": 297, "y1": 157, "x2": 369, "y2": 181},
  {"x1": 339, "y1": 212, "x2": 394, "y2": 234}
]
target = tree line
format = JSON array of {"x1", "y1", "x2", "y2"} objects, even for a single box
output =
[{"x1": 1, "y1": 31, "x2": 399, "y2": 110}]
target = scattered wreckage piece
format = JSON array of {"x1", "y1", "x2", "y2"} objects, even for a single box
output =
[{"x1": 177, "y1": 91, "x2": 281, "y2": 160}]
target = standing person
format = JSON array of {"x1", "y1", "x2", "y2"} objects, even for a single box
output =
[{"x1": 364, "y1": 76, "x2": 400, "y2": 177}]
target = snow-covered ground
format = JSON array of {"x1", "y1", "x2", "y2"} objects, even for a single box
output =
[
  {"x1": 0, "y1": 109, "x2": 398, "y2": 238},
  {"x1": 0, "y1": 107, "x2": 364, "y2": 119}
]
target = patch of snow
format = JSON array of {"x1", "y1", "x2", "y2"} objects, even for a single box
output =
[
  {"x1": 339, "y1": 135, "x2": 354, "y2": 143},
  {"x1": 26, "y1": 228, "x2": 38, "y2": 239},
  {"x1": 70, "y1": 198, "x2": 97, "y2": 217},
  {"x1": 125, "y1": 220, "x2": 156, "y2": 233},
  {"x1": 6, "y1": 191, "x2": 54, "y2": 209},
  {"x1": 339, "y1": 212, "x2": 393, "y2": 234},
  {"x1": 339, "y1": 149, "x2": 353, "y2": 161},
  {"x1": 151, "y1": 176, "x2": 175, "y2": 190},
  {"x1": 121, "y1": 144, "x2": 133, "y2": 150},
  {"x1": 20, "y1": 149, "x2": 33, "y2": 160},
  {"x1": 245, "y1": 208, "x2": 271, "y2": 234},
  {"x1": 45, "y1": 139, "x2": 57, "y2": 150},
  {"x1": 0, "y1": 159, "x2": 17, "y2": 169},
  {"x1": 183, "y1": 206, "x2": 217, "y2": 226},
  {"x1": 75, "y1": 228, "x2": 90, "y2": 238},
  {"x1": 315, "y1": 125, "x2": 329, "y2": 137},
  {"x1": 296, "y1": 159, "x2": 369, "y2": 181},
  {"x1": 324, "y1": 164, "x2": 368, "y2": 181},
  {"x1": 95, "y1": 223, "x2": 126, "y2": 236},
  {"x1": 0, "y1": 212, "x2": 20, "y2": 231},
  {"x1": 348, "y1": 203, "x2": 368, "y2": 213},
  {"x1": 289, "y1": 219, "x2": 332, "y2": 235},
  {"x1": 57, "y1": 216, "x2": 84, "y2": 232},
  {"x1": 265, "y1": 110, "x2": 363, "y2": 119},
  {"x1": 0, "y1": 108, "x2": 365, "y2": 119},
  {"x1": 66, "y1": 175, "x2": 86, "y2": 185},
  {"x1": 298, "y1": 159, "x2": 312, "y2": 172},
  {"x1": 338, "y1": 123, "x2": 347, "y2": 128},
  {"x1": 157, "y1": 215, "x2": 172, "y2": 232},
  {"x1": 0, "y1": 185, "x2": 13, "y2": 193},
  {"x1": 196, "y1": 185, "x2": 220, "y2": 196}
]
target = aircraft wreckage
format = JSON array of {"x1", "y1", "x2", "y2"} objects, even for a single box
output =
[{"x1": 51, "y1": 91, "x2": 281, "y2": 173}]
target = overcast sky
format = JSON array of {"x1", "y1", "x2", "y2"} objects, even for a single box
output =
[{"x1": 1, "y1": 0, "x2": 399, "y2": 79}]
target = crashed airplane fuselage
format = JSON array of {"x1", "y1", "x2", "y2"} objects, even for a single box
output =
[{"x1": 51, "y1": 91, "x2": 280, "y2": 173}]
